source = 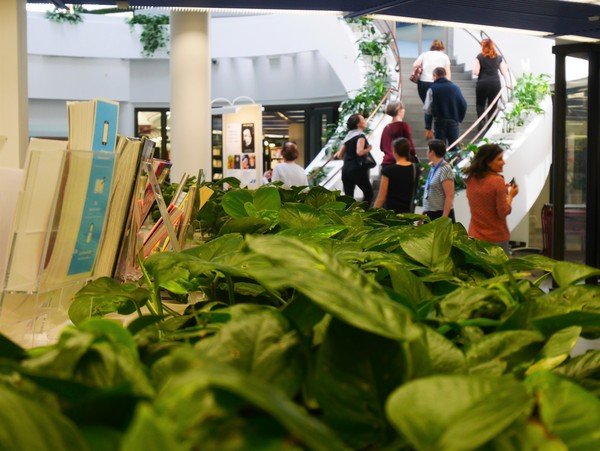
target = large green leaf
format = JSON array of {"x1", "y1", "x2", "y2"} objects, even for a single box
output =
[
  {"x1": 0, "y1": 384, "x2": 88, "y2": 450},
  {"x1": 386, "y1": 375, "x2": 533, "y2": 451},
  {"x1": 245, "y1": 235, "x2": 420, "y2": 341},
  {"x1": 69, "y1": 277, "x2": 149, "y2": 325},
  {"x1": 145, "y1": 235, "x2": 271, "y2": 295},
  {"x1": 554, "y1": 350, "x2": 600, "y2": 380},
  {"x1": 504, "y1": 285, "x2": 600, "y2": 337},
  {"x1": 527, "y1": 371, "x2": 600, "y2": 451},
  {"x1": 551, "y1": 261, "x2": 600, "y2": 287},
  {"x1": 399, "y1": 217, "x2": 454, "y2": 272},
  {"x1": 182, "y1": 233, "x2": 244, "y2": 259},
  {"x1": 387, "y1": 266, "x2": 432, "y2": 307},
  {"x1": 222, "y1": 189, "x2": 253, "y2": 218},
  {"x1": 195, "y1": 306, "x2": 304, "y2": 397},
  {"x1": 277, "y1": 225, "x2": 347, "y2": 239},
  {"x1": 157, "y1": 364, "x2": 350, "y2": 451},
  {"x1": 486, "y1": 418, "x2": 568, "y2": 451},
  {"x1": 253, "y1": 185, "x2": 281, "y2": 212},
  {"x1": 278, "y1": 203, "x2": 323, "y2": 229},
  {"x1": 304, "y1": 186, "x2": 337, "y2": 208},
  {"x1": 452, "y1": 233, "x2": 507, "y2": 275},
  {"x1": 437, "y1": 287, "x2": 507, "y2": 322},
  {"x1": 219, "y1": 216, "x2": 272, "y2": 235},
  {"x1": 313, "y1": 319, "x2": 405, "y2": 447},
  {"x1": 466, "y1": 330, "x2": 545, "y2": 375},
  {"x1": 526, "y1": 326, "x2": 582, "y2": 375},
  {"x1": 408, "y1": 326, "x2": 466, "y2": 377},
  {"x1": 120, "y1": 404, "x2": 185, "y2": 451},
  {"x1": 24, "y1": 320, "x2": 153, "y2": 397}
]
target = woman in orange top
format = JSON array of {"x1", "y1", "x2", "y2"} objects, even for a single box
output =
[{"x1": 465, "y1": 144, "x2": 519, "y2": 255}]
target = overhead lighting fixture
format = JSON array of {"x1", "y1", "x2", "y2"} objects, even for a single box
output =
[
  {"x1": 558, "y1": 34, "x2": 600, "y2": 42},
  {"x1": 373, "y1": 14, "x2": 552, "y2": 37},
  {"x1": 139, "y1": 6, "x2": 342, "y2": 16}
]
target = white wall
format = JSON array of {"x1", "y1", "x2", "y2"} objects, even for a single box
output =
[
  {"x1": 453, "y1": 29, "x2": 555, "y2": 80},
  {"x1": 26, "y1": 12, "x2": 351, "y2": 137}
]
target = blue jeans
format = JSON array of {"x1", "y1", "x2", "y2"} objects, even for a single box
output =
[{"x1": 434, "y1": 118, "x2": 460, "y2": 147}]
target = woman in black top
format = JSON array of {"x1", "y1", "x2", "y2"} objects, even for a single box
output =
[
  {"x1": 374, "y1": 138, "x2": 420, "y2": 213},
  {"x1": 473, "y1": 39, "x2": 511, "y2": 129},
  {"x1": 334, "y1": 114, "x2": 374, "y2": 205}
]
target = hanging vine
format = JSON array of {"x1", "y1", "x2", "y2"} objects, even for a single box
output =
[
  {"x1": 45, "y1": 5, "x2": 84, "y2": 24},
  {"x1": 308, "y1": 17, "x2": 393, "y2": 184},
  {"x1": 126, "y1": 14, "x2": 170, "y2": 57}
]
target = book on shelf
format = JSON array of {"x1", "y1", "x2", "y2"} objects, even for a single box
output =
[
  {"x1": 2, "y1": 138, "x2": 68, "y2": 292},
  {"x1": 40, "y1": 99, "x2": 119, "y2": 289},
  {"x1": 114, "y1": 138, "x2": 156, "y2": 281},
  {"x1": 94, "y1": 136, "x2": 144, "y2": 278}
]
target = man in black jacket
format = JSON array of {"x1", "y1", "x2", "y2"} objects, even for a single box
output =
[{"x1": 423, "y1": 67, "x2": 467, "y2": 146}]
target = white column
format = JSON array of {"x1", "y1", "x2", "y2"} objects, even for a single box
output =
[
  {"x1": 170, "y1": 11, "x2": 211, "y2": 181},
  {"x1": 0, "y1": 0, "x2": 28, "y2": 168}
]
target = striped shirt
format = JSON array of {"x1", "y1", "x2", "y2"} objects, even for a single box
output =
[{"x1": 423, "y1": 161, "x2": 454, "y2": 212}]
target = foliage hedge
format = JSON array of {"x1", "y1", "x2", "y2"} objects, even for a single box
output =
[{"x1": 1, "y1": 181, "x2": 600, "y2": 450}]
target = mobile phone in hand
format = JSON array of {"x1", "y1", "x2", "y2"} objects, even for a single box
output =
[{"x1": 509, "y1": 177, "x2": 516, "y2": 186}]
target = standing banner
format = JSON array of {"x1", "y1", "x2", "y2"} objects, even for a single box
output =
[{"x1": 223, "y1": 104, "x2": 263, "y2": 188}]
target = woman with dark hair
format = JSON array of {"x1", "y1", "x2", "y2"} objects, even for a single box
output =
[
  {"x1": 379, "y1": 101, "x2": 416, "y2": 168},
  {"x1": 473, "y1": 39, "x2": 511, "y2": 128},
  {"x1": 374, "y1": 138, "x2": 420, "y2": 213},
  {"x1": 272, "y1": 141, "x2": 308, "y2": 187},
  {"x1": 413, "y1": 40, "x2": 452, "y2": 139},
  {"x1": 465, "y1": 143, "x2": 519, "y2": 254},
  {"x1": 333, "y1": 113, "x2": 374, "y2": 205},
  {"x1": 423, "y1": 139, "x2": 455, "y2": 221}
]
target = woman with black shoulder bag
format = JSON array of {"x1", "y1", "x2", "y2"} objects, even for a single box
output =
[{"x1": 334, "y1": 114, "x2": 374, "y2": 205}]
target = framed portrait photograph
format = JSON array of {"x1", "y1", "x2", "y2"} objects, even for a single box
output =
[{"x1": 241, "y1": 123, "x2": 255, "y2": 153}]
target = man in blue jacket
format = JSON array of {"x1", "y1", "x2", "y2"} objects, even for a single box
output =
[{"x1": 423, "y1": 67, "x2": 467, "y2": 146}]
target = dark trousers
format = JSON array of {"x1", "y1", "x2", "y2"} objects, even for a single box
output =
[
  {"x1": 417, "y1": 80, "x2": 433, "y2": 129},
  {"x1": 424, "y1": 209, "x2": 456, "y2": 223},
  {"x1": 433, "y1": 118, "x2": 460, "y2": 147},
  {"x1": 476, "y1": 80, "x2": 501, "y2": 129},
  {"x1": 342, "y1": 167, "x2": 373, "y2": 205}
]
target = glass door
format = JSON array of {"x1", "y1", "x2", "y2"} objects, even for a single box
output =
[
  {"x1": 564, "y1": 56, "x2": 588, "y2": 263},
  {"x1": 553, "y1": 44, "x2": 600, "y2": 275}
]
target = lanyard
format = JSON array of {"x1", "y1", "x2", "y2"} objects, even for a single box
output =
[{"x1": 425, "y1": 160, "x2": 445, "y2": 196}]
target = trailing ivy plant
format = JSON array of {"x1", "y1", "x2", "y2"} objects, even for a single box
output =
[
  {"x1": 1, "y1": 182, "x2": 599, "y2": 450},
  {"x1": 310, "y1": 17, "x2": 393, "y2": 184},
  {"x1": 45, "y1": 5, "x2": 84, "y2": 25},
  {"x1": 126, "y1": 13, "x2": 170, "y2": 57}
]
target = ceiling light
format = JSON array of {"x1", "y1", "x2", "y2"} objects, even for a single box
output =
[
  {"x1": 373, "y1": 14, "x2": 552, "y2": 37},
  {"x1": 558, "y1": 34, "x2": 600, "y2": 42}
]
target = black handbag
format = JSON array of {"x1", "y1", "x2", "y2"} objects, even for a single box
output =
[{"x1": 357, "y1": 152, "x2": 376, "y2": 169}]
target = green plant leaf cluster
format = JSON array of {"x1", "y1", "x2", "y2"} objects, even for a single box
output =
[
  {"x1": 1, "y1": 184, "x2": 600, "y2": 450},
  {"x1": 126, "y1": 13, "x2": 170, "y2": 57},
  {"x1": 45, "y1": 6, "x2": 84, "y2": 25},
  {"x1": 501, "y1": 73, "x2": 551, "y2": 133}
]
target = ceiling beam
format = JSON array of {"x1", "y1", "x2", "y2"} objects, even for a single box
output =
[
  {"x1": 344, "y1": 0, "x2": 412, "y2": 19},
  {"x1": 50, "y1": 0, "x2": 68, "y2": 8}
]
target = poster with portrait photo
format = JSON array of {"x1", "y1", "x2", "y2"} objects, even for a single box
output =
[
  {"x1": 241, "y1": 123, "x2": 255, "y2": 153},
  {"x1": 234, "y1": 155, "x2": 241, "y2": 169}
]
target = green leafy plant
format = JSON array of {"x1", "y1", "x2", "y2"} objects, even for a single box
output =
[
  {"x1": 1, "y1": 184, "x2": 599, "y2": 450},
  {"x1": 126, "y1": 14, "x2": 170, "y2": 57},
  {"x1": 45, "y1": 5, "x2": 84, "y2": 24},
  {"x1": 501, "y1": 73, "x2": 550, "y2": 133}
]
